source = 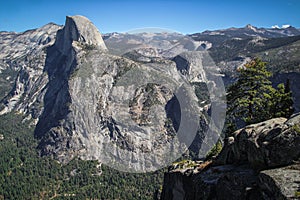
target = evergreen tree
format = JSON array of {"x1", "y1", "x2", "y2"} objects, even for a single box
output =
[
  {"x1": 227, "y1": 58, "x2": 273, "y2": 125},
  {"x1": 269, "y1": 79, "x2": 294, "y2": 118},
  {"x1": 226, "y1": 58, "x2": 294, "y2": 130}
]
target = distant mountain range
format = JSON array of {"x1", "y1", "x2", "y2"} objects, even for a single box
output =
[
  {"x1": 189, "y1": 24, "x2": 300, "y2": 61},
  {"x1": 191, "y1": 24, "x2": 300, "y2": 39},
  {"x1": 187, "y1": 24, "x2": 300, "y2": 112},
  {"x1": 102, "y1": 24, "x2": 300, "y2": 74}
]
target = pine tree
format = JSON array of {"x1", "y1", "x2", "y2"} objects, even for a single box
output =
[
  {"x1": 226, "y1": 58, "x2": 294, "y2": 130},
  {"x1": 282, "y1": 79, "x2": 294, "y2": 116},
  {"x1": 269, "y1": 79, "x2": 294, "y2": 118},
  {"x1": 227, "y1": 58, "x2": 273, "y2": 125}
]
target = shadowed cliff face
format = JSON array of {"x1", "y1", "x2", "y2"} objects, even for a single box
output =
[
  {"x1": 35, "y1": 15, "x2": 107, "y2": 145},
  {"x1": 32, "y1": 16, "x2": 223, "y2": 172},
  {"x1": 35, "y1": 16, "x2": 107, "y2": 135},
  {"x1": 0, "y1": 15, "x2": 227, "y2": 173},
  {"x1": 34, "y1": 15, "x2": 112, "y2": 163}
]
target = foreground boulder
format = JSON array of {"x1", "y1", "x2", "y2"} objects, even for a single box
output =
[
  {"x1": 216, "y1": 114, "x2": 300, "y2": 169},
  {"x1": 161, "y1": 113, "x2": 300, "y2": 200},
  {"x1": 259, "y1": 165, "x2": 300, "y2": 199},
  {"x1": 161, "y1": 164, "x2": 262, "y2": 200}
]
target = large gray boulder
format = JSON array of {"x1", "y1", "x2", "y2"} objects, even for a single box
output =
[
  {"x1": 161, "y1": 164, "x2": 262, "y2": 200},
  {"x1": 259, "y1": 165, "x2": 300, "y2": 199},
  {"x1": 161, "y1": 163, "x2": 300, "y2": 200},
  {"x1": 216, "y1": 114, "x2": 300, "y2": 169},
  {"x1": 161, "y1": 114, "x2": 300, "y2": 200}
]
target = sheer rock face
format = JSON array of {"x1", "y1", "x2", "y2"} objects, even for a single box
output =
[
  {"x1": 0, "y1": 15, "x2": 215, "y2": 172},
  {"x1": 54, "y1": 15, "x2": 107, "y2": 55},
  {"x1": 33, "y1": 15, "x2": 211, "y2": 172},
  {"x1": 35, "y1": 15, "x2": 109, "y2": 163},
  {"x1": 161, "y1": 113, "x2": 300, "y2": 200}
]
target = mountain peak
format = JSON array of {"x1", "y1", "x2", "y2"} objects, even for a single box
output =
[
  {"x1": 271, "y1": 24, "x2": 294, "y2": 29},
  {"x1": 245, "y1": 24, "x2": 257, "y2": 31},
  {"x1": 66, "y1": 15, "x2": 107, "y2": 49},
  {"x1": 55, "y1": 15, "x2": 107, "y2": 54},
  {"x1": 37, "y1": 22, "x2": 62, "y2": 33},
  {"x1": 282, "y1": 24, "x2": 292, "y2": 29}
]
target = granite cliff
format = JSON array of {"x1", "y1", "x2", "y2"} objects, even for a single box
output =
[
  {"x1": 30, "y1": 16, "x2": 223, "y2": 172},
  {"x1": 0, "y1": 23, "x2": 61, "y2": 120}
]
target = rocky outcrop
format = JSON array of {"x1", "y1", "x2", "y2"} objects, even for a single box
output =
[
  {"x1": 216, "y1": 114, "x2": 300, "y2": 169},
  {"x1": 33, "y1": 15, "x2": 223, "y2": 172},
  {"x1": 162, "y1": 165, "x2": 262, "y2": 200},
  {"x1": 162, "y1": 163, "x2": 300, "y2": 200},
  {"x1": 259, "y1": 165, "x2": 300, "y2": 199},
  {"x1": 35, "y1": 15, "x2": 109, "y2": 162},
  {"x1": 0, "y1": 15, "x2": 227, "y2": 172},
  {"x1": 0, "y1": 23, "x2": 62, "y2": 121},
  {"x1": 172, "y1": 52, "x2": 208, "y2": 83},
  {"x1": 161, "y1": 113, "x2": 300, "y2": 200},
  {"x1": 0, "y1": 23, "x2": 61, "y2": 61},
  {"x1": 54, "y1": 15, "x2": 107, "y2": 55},
  {"x1": 0, "y1": 16, "x2": 107, "y2": 121}
]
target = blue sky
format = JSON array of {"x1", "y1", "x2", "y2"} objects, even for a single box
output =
[{"x1": 0, "y1": 0, "x2": 299, "y2": 34}]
